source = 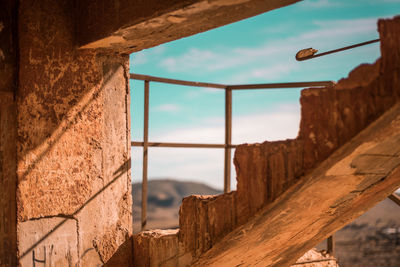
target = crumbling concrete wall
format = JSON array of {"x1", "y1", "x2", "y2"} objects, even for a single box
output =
[
  {"x1": 0, "y1": 0, "x2": 17, "y2": 266},
  {"x1": 300, "y1": 17, "x2": 400, "y2": 171},
  {"x1": 14, "y1": 0, "x2": 132, "y2": 266}
]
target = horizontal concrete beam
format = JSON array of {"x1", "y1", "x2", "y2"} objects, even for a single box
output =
[
  {"x1": 76, "y1": 0, "x2": 300, "y2": 53},
  {"x1": 193, "y1": 103, "x2": 400, "y2": 266}
]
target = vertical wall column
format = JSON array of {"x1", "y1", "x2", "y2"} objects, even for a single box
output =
[
  {"x1": 15, "y1": 0, "x2": 133, "y2": 266},
  {"x1": 0, "y1": 92, "x2": 17, "y2": 267},
  {"x1": 0, "y1": 0, "x2": 18, "y2": 266}
]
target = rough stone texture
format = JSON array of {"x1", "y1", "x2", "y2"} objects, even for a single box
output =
[
  {"x1": 18, "y1": 217, "x2": 79, "y2": 266},
  {"x1": 76, "y1": 0, "x2": 300, "y2": 53},
  {"x1": 299, "y1": 72, "x2": 393, "y2": 170},
  {"x1": 0, "y1": 1, "x2": 17, "y2": 266},
  {"x1": 0, "y1": 92, "x2": 17, "y2": 267},
  {"x1": 193, "y1": 102, "x2": 400, "y2": 266},
  {"x1": 15, "y1": 0, "x2": 132, "y2": 266},
  {"x1": 179, "y1": 193, "x2": 237, "y2": 258},
  {"x1": 234, "y1": 140, "x2": 303, "y2": 225},
  {"x1": 134, "y1": 230, "x2": 180, "y2": 267}
]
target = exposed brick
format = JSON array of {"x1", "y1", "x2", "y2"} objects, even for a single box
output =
[{"x1": 133, "y1": 230, "x2": 179, "y2": 267}]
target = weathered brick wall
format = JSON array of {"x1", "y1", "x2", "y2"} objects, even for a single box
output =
[
  {"x1": 234, "y1": 140, "x2": 304, "y2": 224},
  {"x1": 15, "y1": 0, "x2": 132, "y2": 266},
  {"x1": 300, "y1": 16, "x2": 400, "y2": 171}
]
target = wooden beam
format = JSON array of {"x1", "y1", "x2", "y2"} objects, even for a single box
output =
[
  {"x1": 77, "y1": 0, "x2": 300, "y2": 53},
  {"x1": 193, "y1": 103, "x2": 400, "y2": 267}
]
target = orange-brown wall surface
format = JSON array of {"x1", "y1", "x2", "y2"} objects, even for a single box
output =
[
  {"x1": 0, "y1": 0, "x2": 18, "y2": 265},
  {"x1": 15, "y1": 0, "x2": 132, "y2": 265}
]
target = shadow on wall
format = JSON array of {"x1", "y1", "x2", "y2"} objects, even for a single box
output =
[
  {"x1": 17, "y1": 60, "x2": 121, "y2": 184},
  {"x1": 18, "y1": 159, "x2": 132, "y2": 265}
]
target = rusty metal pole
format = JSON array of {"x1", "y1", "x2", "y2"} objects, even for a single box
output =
[
  {"x1": 296, "y1": 39, "x2": 380, "y2": 61},
  {"x1": 327, "y1": 235, "x2": 335, "y2": 256},
  {"x1": 141, "y1": 80, "x2": 149, "y2": 231},
  {"x1": 389, "y1": 193, "x2": 400, "y2": 206},
  {"x1": 224, "y1": 88, "x2": 232, "y2": 193}
]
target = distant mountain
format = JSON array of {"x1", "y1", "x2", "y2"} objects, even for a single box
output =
[{"x1": 132, "y1": 179, "x2": 221, "y2": 232}]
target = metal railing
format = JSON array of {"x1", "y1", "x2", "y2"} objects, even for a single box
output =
[
  {"x1": 130, "y1": 73, "x2": 335, "y2": 232},
  {"x1": 130, "y1": 73, "x2": 338, "y2": 255}
]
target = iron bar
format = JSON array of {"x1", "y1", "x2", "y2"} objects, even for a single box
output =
[
  {"x1": 130, "y1": 73, "x2": 227, "y2": 89},
  {"x1": 227, "y1": 81, "x2": 335, "y2": 90},
  {"x1": 224, "y1": 88, "x2": 232, "y2": 193},
  {"x1": 132, "y1": 141, "x2": 237, "y2": 149},
  {"x1": 296, "y1": 39, "x2": 380, "y2": 61},
  {"x1": 327, "y1": 235, "x2": 335, "y2": 256},
  {"x1": 389, "y1": 193, "x2": 400, "y2": 206},
  {"x1": 141, "y1": 80, "x2": 150, "y2": 231}
]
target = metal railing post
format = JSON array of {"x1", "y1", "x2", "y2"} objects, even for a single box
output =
[
  {"x1": 142, "y1": 80, "x2": 150, "y2": 231},
  {"x1": 130, "y1": 73, "x2": 338, "y2": 232},
  {"x1": 327, "y1": 235, "x2": 335, "y2": 256},
  {"x1": 389, "y1": 193, "x2": 400, "y2": 206},
  {"x1": 224, "y1": 88, "x2": 232, "y2": 193}
]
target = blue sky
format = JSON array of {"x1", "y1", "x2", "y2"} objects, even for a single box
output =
[{"x1": 130, "y1": 0, "x2": 400, "y2": 190}]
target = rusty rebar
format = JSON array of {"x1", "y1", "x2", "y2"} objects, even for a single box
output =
[{"x1": 296, "y1": 39, "x2": 380, "y2": 61}]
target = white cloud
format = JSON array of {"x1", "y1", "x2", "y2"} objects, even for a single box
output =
[
  {"x1": 132, "y1": 45, "x2": 166, "y2": 67},
  {"x1": 304, "y1": 18, "x2": 378, "y2": 40},
  {"x1": 132, "y1": 53, "x2": 148, "y2": 65},
  {"x1": 158, "y1": 17, "x2": 380, "y2": 83},
  {"x1": 230, "y1": 62, "x2": 300, "y2": 84},
  {"x1": 160, "y1": 48, "x2": 247, "y2": 72},
  {"x1": 153, "y1": 103, "x2": 181, "y2": 113},
  {"x1": 132, "y1": 104, "x2": 300, "y2": 189},
  {"x1": 232, "y1": 104, "x2": 300, "y2": 143}
]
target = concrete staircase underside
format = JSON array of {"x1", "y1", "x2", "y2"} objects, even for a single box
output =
[
  {"x1": 194, "y1": 100, "x2": 400, "y2": 267},
  {"x1": 132, "y1": 16, "x2": 400, "y2": 267}
]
